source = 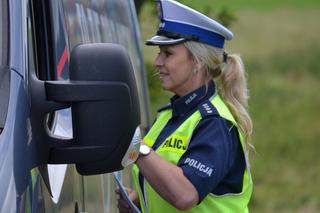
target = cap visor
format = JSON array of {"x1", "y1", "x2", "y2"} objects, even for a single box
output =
[{"x1": 145, "y1": 35, "x2": 186, "y2": 46}]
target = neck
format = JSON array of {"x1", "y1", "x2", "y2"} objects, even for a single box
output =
[
  {"x1": 175, "y1": 80, "x2": 206, "y2": 97},
  {"x1": 174, "y1": 75, "x2": 211, "y2": 97}
]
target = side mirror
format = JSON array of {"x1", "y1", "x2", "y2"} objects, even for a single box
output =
[{"x1": 29, "y1": 43, "x2": 141, "y2": 175}]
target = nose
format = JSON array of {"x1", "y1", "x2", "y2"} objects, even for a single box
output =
[{"x1": 154, "y1": 53, "x2": 163, "y2": 68}]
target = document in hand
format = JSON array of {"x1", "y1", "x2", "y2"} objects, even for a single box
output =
[{"x1": 113, "y1": 172, "x2": 141, "y2": 213}]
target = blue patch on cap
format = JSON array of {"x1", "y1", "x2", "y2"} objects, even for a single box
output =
[{"x1": 159, "y1": 20, "x2": 226, "y2": 48}]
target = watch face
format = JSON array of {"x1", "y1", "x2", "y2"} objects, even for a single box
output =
[{"x1": 140, "y1": 145, "x2": 151, "y2": 155}]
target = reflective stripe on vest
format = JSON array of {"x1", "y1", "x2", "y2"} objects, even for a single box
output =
[{"x1": 132, "y1": 95, "x2": 253, "y2": 213}]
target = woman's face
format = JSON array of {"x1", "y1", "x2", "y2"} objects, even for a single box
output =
[{"x1": 154, "y1": 44, "x2": 203, "y2": 96}]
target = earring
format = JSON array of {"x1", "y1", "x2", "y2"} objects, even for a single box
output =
[{"x1": 193, "y1": 68, "x2": 198, "y2": 75}]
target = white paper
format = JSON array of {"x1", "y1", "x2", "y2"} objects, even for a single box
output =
[
  {"x1": 121, "y1": 127, "x2": 141, "y2": 167},
  {"x1": 113, "y1": 172, "x2": 141, "y2": 213}
]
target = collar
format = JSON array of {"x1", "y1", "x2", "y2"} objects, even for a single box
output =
[{"x1": 169, "y1": 81, "x2": 216, "y2": 118}]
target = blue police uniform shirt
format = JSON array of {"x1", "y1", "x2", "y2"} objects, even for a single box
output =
[{"x1": 148, "y1": 81, "x2": 246, "y2": 203}]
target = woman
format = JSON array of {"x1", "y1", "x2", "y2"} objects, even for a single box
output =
[{"x1": 116, "y1": 0, "x2": 253, "y2": 212}]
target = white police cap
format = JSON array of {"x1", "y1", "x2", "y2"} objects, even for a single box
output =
[{"x1": 146, "y1": 0, "x2": 234, "y2": 48}]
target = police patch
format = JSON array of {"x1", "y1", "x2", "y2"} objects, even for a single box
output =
[
  {"x1": 184, "y1": 157, "x2": 213, "y2": 176},
  {"x1": 158, "y1": 135, "x2": 188, "y2": 154}
]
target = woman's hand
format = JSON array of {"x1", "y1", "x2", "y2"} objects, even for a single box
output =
[{"x1": 115, "y1": 187, "x2": 139, "y2": 213}]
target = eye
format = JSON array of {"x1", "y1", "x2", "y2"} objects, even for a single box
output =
[{"x1": 164, "y1": 50, "x2": 172, "y2": 56}]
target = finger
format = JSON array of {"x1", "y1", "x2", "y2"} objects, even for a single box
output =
[
  {"x1": 125, "y1": 187, "x2": 133, "y2": 193},
  {"x1": 118, "y1": 198, "x2": 130, "y2": 209},
  {"x1": 127, "y1": 189, "x2": 138, "y2": 201},
  {"x1": 115, "y1": 188, "x2": 123, "y2": 199},
  {"x1": 117, "y1": 201, "x2": 131, "y2": 213}
]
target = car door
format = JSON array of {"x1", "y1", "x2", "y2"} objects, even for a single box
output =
[
  {"x1": 27, "y1": 0, "x2": 83, "y2": 212},
  {"x1": 29, "y1": 0, "x2": 151, "y2": 212},
  {"x1": 0, "y1": 0, "x2": 17, "y2": 211},
  {"x1": 1, "y1": 0, "x2": 148, "y2": 212},
  {"x1": 59, "y1": 0, "x2": 151, "y2": 212}
]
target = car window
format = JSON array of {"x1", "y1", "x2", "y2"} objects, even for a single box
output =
[
  {"x1": 62, "y1": 0, "x2": 151, "y2": 131},
  {"x1": 47, "y1": 0, "x2": 151, "y2": 141},
  {"x1": 47, "y1": 0, "x2": 73, "y2": 139},
  {"x1": 0, "y1": 0, "x2": 9, "y2": 134}
]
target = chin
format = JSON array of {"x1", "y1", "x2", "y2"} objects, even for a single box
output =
[{"x1": 160, "y1": 83, "x2": 173, "y2": 92}]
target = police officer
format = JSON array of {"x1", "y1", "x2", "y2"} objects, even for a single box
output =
[{"x1": 116, "y1": 0, "x2": 253, "y2": 212}]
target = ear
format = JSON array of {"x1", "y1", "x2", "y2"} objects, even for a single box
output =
[{"x1": 193, "y1": 59, "x2": 205, "y2": 72}]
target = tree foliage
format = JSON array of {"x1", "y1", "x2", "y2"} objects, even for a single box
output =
[{"x1": 134, "y1": 0, "x2": 237, "y2": 28}]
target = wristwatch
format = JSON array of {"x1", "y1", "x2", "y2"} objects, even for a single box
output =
[{"x1": 139, "y1": 144, "x2": 152, "y2": 156}]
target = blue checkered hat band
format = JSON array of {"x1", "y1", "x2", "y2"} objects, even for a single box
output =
[{"x1": 159, "y1": 20, "x2": 225, "y2": 48}]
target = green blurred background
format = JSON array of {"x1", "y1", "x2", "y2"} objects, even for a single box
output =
[{"x1": 136, "y1": 0, "x2": 320, "y2": 212}]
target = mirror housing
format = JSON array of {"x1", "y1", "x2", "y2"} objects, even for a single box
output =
[{"x1": 30, "y1": 43, "x2": 140, "y2": 175}]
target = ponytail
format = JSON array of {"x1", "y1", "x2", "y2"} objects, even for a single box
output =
[
  {"x1": 220, "y1": 54, "x2": 253, "y2": 149},
  {"x1": 184, "y1": 41, "x2": 253, "y2": 150}
]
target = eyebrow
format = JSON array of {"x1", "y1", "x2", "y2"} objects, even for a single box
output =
[{"x1": 160, "y1": 46, "x2": 176, "y2": 52}]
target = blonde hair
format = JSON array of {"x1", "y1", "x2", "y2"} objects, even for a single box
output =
[{"x1": 184, "y1": 41, "x2": 253, "y2": 150}]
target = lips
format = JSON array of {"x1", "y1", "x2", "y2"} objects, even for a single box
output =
[{"x1": 159, "y1": 71, "x2": 169, "y2": 79}]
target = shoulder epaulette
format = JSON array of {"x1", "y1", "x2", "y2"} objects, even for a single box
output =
[{"x1": 198, "y1": 100, "x2": 219, "y2": 118}]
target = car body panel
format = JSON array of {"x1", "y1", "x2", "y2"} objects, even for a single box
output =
[{"x1": 0, "y1": 0, "x2": 150, "y2": 212}]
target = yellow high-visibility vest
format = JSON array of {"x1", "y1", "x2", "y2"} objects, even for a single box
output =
[{"x1": 132, "y1": 95, "x2": 253, "y2": 213}]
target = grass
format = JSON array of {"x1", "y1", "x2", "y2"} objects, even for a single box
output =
[
  {"x1": 138, "y1": 2, "x2": 320, "y2": 213},
  {"x1": 249, "y1": 57, "x2": 320, "y2": 212}
]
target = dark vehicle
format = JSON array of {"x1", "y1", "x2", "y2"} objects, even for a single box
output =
[{"x1": 0, "y1": 0, "x2": 150, "y2": 212}]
